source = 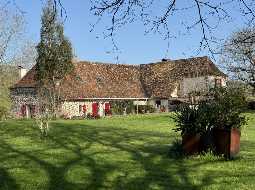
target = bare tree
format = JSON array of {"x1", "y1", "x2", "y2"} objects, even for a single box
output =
[
  {"x1": 0, "y1": 5, "x2": 35, "y2": 119},
  {"x1": 88, "y1": 0, "x2": 255, "y2": 55},
  {"x1": 3, "y1": 0, "x2": 255, "y2": 56},
  {"x1": 12, "y1": 40, "x2": 37, "y2": 69},
  {"x1": 222, "y1": 27, "x2": 255, "y2": 94},
  {"x1": 31, "y1": 0, "x2": 251, "y2": 57},
  {"x1": 0, "y1": 7, "x2": 25, "y2": 64}
]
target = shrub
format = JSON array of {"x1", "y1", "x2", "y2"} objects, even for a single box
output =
[
  {"x1": 86, "y1": 113, "x2": 100, "y2": 119},
  {"x1": 71, "y1": 116, "x2": 84, "y2": 120},
  {"x1": 248, "y1": 100, "x2": 255, "y2": 110},
  {"x1": 110, "y1": 101, "x2": 135, "y2": 115},
  {"x1": 138, "y1": 105, "x2": 156, "y2": 114},
  {"x1": 0, "y1": 106, "x2": 8, "y2": 120},
  {"x1": 207, "y1": 87, "x2": 247, "y2": 129},
  {"x1": 172, "y1": 102, "x2": 210, "y2": 135},
  {"x1": 173, "y1": 86, "x2": 247, "y2": 135}
]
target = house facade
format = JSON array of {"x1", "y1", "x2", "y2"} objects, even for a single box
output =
[{"x1": 10, "y1": 56, "x2": 227, "y2": 118}]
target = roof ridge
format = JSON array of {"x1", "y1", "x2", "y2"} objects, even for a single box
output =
[
  {"x1": 76, "y1": 61, "x2": 139, "y2": 67},
  {"x1": 140, "y1": 56, "x2": 209, "y2": 66}
]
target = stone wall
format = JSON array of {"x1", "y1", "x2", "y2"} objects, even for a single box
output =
[
  {"x1": 10, "y1": 87, "x2": 39, "y2": 118},
  {"x1": 61, "y1": 101, "x2": 110, "y2": 118},
  {"x1": 180, "y1": 76, "x2": 227, "y2": 97}
]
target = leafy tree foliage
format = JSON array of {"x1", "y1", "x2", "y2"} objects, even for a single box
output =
[
  {"x1": 36, "y1": 0, "x2": 73, "y2": 116},
  {"x1": 0, "y1": 67, "x2": 13, "y2": 119}
]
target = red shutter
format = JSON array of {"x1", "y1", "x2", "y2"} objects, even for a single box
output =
[
  {"x1": 20, "y1": 105, "x2": 26, "y2": 117},
  {"x1": 105, "y1": 103, "x2": 110, "y2": 114},
  {"x1": 92, "y1": 103, "x2": 99, "y2": 117}
]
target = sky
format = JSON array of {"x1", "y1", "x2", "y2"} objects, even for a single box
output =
[{"x1": 3, "y1": 0, "x2": 249, "y2": 65}]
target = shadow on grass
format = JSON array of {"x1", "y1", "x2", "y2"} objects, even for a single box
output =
[
  {"x1": 0, "y1": 168, "x2": 19, "y2": 190},
  {"x1": 0, "y1": 120, "x2": 254, "y2": 190}
]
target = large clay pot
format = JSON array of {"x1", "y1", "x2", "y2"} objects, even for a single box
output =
[
  {"x1": 213, "y1": 128, "x2": 241, "y2": 159},
  {"x1": 200, "y1": 129, "x2": 214, "y2": 152},
  {"x1": 182, "y1": 133, "x2": 201, "y2": 155}
]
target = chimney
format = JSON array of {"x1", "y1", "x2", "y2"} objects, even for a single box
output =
[
  {"x1": 162, "y1": 58, "x2": 171, "y2": 62},
  {"x1": 18, "y1": 66, "x2": 27, "y2": 79}
]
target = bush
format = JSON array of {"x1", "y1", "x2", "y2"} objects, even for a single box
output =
[
  {"x1": 71, "y1": 116, "x2": 84, "y2": 120},
  {"x1": 207, "y1": 87, "x2": 247, "y2": 129},
  {"x1": 248, "y1": 100, "x2": 255, "y2": 110},
  {"x1": 169, "y1": 100, "x2": 183, "y2": 111},
  {"x1": 172, "y1": 102, "x2": 210, "y2": 135},
  {"x1": 86, "y1": 113, "x2": 100, "y2": 119},
  {"x1": 0, "y1": 106, "x2": 9, "y2": 120},
  {"x1": 173, "y1": 86, "x2": 248, "y2": 135},
  {"x1": 110, "y1": 101, "x2": 135, "y2": 115},
  {"x1": 138, "y1": 105, "x2": 156, "y2": 114}
]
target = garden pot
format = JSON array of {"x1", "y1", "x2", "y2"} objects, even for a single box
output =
[
  {"x1": 182, "y1": 133, "x2": 201, "y2": 155},
  {"x1": 200, "y1": 129, "x2": 214, "y2": 152},
  {"x1": 213, "y1": 128, "x2": 241, "y2": 159}
]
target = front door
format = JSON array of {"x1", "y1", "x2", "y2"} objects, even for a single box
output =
[
  {"x1": 92, "y1": 103, "x2": 99, "y2": 117},
  {"x1": 21, "y1": 105, "x2": 27, "y2": 117},
  {"x1": 21, "y1": 104, "x2": 36, "y2": 118},
  {"x1": 105, "y1": 103, "x2": 110, "y2": 115}
]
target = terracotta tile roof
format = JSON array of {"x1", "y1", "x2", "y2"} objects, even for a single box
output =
[
  {"x1": 12, "y1": 66, "x2": 37, "y2": 88},
  {"x1": 61, "y1": 61, "x2": 146, "y2": 99},
  {"x1": 12, "y1": 56, "x2": 226, "y2": 99},
  {"x1": 140, "y1": 56, "x2": 227, "y2": 98}
]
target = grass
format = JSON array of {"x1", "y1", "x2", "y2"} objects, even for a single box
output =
[{"x1": 0, "y1": 113, "x2": 255, "y2": 190}]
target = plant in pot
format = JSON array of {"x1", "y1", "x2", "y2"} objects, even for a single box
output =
[
  {"x1": 173, "y1": 103, "x2": 209, "y2": 155},
  {"x1": 208, "y1": 87, "x2": 247, "y2": 159}
]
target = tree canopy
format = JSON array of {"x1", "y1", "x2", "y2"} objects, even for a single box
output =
[
  {"x1": 36, "y1": 0, "x2": 73, "y2": 83},
  {"x1": 36, "y1": 0, "x2": 73, "y2": 116}
]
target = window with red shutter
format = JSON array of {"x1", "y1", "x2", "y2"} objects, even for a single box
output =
[
  {"x1": 20, "y1": 105, "x2": 26, "y2": 117},
  {"x1": 92, "y1": 103, "x2": 99, "y2": 117},
  {"x1": 105, "y1": 103, "x2": 110, "y2": 114}
]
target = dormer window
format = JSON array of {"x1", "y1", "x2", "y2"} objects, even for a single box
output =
[
  {"x1": 96, "y1": 76, "x2": 103, "y2": 85},
  {"x1": 76, "y1": 75, "x2": 86, "y2": 84},
  {"x1": 76, "y1": 76, "x2": 82, "y2": 81}
]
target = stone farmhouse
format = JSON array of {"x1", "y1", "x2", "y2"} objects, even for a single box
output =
[{"x1": 10, "y1": 56, "x2": 227, "y2": 118}]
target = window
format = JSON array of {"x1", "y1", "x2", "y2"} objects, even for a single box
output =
[
  {"x1": 79, "y1": 105, "x2": 83, "y2": 113},
  {"x1": 82, "y1": 105, "x2": 87, "y2": 113},
  {"x1": 96, "y1": 76, "x2": 103, "y2": 86},
  {"x1": 30, "y1": 105, "x2": 36, "y2": 117},
  {"x1": 79, "y1": 105, "x2": 87, "y2": 114},
  {"x1": 76, "y1": 75, "x2": 86, "y2": 84},
  {"x1": 20, "y1": 105, "x2": 26, "y2": 117},
  {"x1": 155, "y1": 100, "x2": 161, "y2": 106},
  {"x1": 215, "y1": 78, "x2": 222, "y2": 87},
  {"x1": 105, "y1": 103, "x2": 111, "y2": 115}
]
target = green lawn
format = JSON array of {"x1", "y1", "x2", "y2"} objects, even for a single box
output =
[{"x1": 0, "y1": 113, "x2": 255, "y2": 190}]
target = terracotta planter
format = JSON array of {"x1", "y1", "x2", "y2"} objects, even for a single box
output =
[
  {"x1": 182, "y1": 133, "x2": 201, "y2": 155},
  {"x1": 213, "y1": 128, "x2": 241, "y2": 159},
  {"x1": 200, "y1": 130, "x2": 214, "y2": 152}
]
